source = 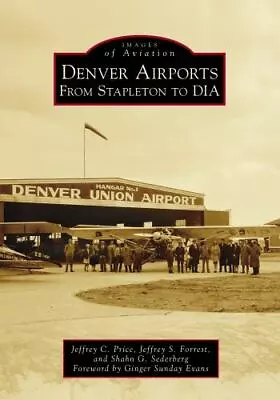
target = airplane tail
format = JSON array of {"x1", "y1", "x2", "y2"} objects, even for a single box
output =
[{"x1": 265, "y1": 218, "x2": 280, "y2": 227}]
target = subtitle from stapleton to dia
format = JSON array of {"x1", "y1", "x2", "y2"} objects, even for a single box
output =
[{"x1": 58, "y1": 65, "x2": 220, "y2": 98}]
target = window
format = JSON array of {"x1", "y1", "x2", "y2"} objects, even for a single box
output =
[
  {"x1": 49, "y1": 233, "x2": 62, "y2": 239},
  {"x1": 175, "y1": 219, "x2": 186, "y2": 226}
]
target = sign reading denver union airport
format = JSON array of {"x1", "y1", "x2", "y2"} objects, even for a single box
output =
[
  {"x1": 0, "y1": 182, "x2": 204, "y2": 208},
  {"x1": 54, "y1": 35, "x2": 226, "y2": 105}
]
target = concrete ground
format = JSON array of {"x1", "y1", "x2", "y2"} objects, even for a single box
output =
[{"x1": 1, "y1": 256, "x2": 280, "y2": 399}]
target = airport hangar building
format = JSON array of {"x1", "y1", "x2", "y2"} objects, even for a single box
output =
[{"x1": 0, "y1": 178, "x2": 230, "y2": 255}]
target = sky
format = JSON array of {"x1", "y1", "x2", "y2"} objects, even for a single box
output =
[{"x1": 0, "y1": 0, "x2": 280, "y2": 225}]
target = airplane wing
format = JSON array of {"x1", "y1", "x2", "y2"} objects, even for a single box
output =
[
  {"x1": 0, "y1": 245, "x2": 30, "y2": 259},
  {"x1": 0, "y1": 221, "x2": 278, "y2": 241},
  {"x1": 63, "y1": 225, "x2": 162, "y2": 239},
  {"x1": 0, "y1": 221, "x2": 63, "y2": 235},
  {"x1": 133, "y1": 232, "x2": 182, "y2": 240},
  {"x1": 64, "y1": 224, "x2": 280, "y2": 240},
  {"x1": 172, "y1": 225, "x2": 280, "y2": 239},
  {"x1": 0, "y1": 260, "x2": 45, "y2": 270},
  {"x1": 0, "y1": 245, "x2": 62, "y2": 270}
]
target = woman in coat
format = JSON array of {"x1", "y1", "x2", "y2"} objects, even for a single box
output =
[
  {"x1": 210, "y1": 241, "x2": 220, "y2": 273},
  {"x1": 82, "y1": 244, "x2": 90, "y2": 272},
  {"x1": 248, "y1": 241, "x2": 261, "y2": 275}
]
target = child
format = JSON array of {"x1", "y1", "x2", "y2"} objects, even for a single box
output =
[{"x1": 83, "y1": 244, "x2": 90, "y2": 272}]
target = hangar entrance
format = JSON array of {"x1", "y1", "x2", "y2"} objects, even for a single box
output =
[
  {"x1": 3, "y1": 202, "x2": 204, "y2": 261},
  {"x1": 4, "y1": 202, "x2": 204, "y2": 227}
]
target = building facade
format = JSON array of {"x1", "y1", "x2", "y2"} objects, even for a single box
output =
[
  {"x1": 0, "y1": 178, "x2": 230, "y2": 246},
  {"x1": 266, "y1": 218, "x2": 280, "y2": 250}
]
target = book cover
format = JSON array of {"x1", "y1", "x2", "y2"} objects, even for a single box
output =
[{"x1": 1, "y1": 1, "x2": 280, "y2": 399}]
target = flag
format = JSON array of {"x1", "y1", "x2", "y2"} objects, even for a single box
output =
[{"x1": 84, "y1": 122, "x2": 108, "y2": 140}]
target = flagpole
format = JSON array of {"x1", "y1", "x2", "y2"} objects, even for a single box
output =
[
  {"x1": 83, "y1": 123, "x2": 108, "y2": 178},
  {"x1": 83, "y1": 125, "x2": 86, "y2": 179}
]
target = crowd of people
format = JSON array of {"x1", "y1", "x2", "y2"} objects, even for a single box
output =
[
  {"x1": 167, "y1": 239, "x2": 262, "y2": 275},
  {"x1": 63, "y1": 238, "x2": 262, "y2": 276},
  {"x1": 64, "y1": 239, "x2": 144, "y2": 273}
]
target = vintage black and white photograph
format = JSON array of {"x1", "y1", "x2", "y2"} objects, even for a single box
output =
[{"x1": 1, "y1": 0, "x2": 280, "y2": 399}]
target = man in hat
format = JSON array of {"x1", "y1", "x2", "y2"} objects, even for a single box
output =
[
  {"x1": 189, "y1": 239, "x2": 200, "y2": 273},
  {"x1": 174, "y1": 241, "x2": 185, "y2": 273},
  {"x1": 64, "y1": 239, "x2": 75, "y2": 272},
  {"x1": 166, "y1": 243, "x2": 174, "y2": 273},
  {"x1": 99, "y1": 241, "x2": 108, "y2": 272}
]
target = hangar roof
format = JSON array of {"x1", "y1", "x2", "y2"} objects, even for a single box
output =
[{"x1": 0, "y1": 177, "x2": 204, "y2": 198}]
